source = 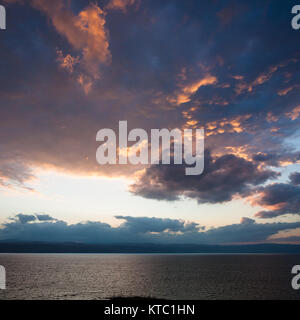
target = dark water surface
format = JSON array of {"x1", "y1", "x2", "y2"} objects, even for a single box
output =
[{"x1": 0, "y1": 253, "x2": 299, "y2": 300}]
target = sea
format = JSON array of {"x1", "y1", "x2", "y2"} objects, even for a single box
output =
[{"x1": 0, "y1": 253, "x2": 299, "y2": 300}]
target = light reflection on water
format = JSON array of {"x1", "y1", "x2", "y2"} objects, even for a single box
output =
[{"x1": 0, "y1": 253, "x2": 299, "y2": 300}]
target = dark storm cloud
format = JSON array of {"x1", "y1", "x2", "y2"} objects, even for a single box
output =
[
  {"x1": 36, "y1": 214, "x2": 57, "y2": 221},
  {"x1": 130, "y1": 151, "x2": 279, "y2": 203},
  {"x1": 9, "y1": 213, "x2": 56, "y2": 223},
  {"x1": 11, "y1": 214, "x2": 37, "y2": 224},
  {"x1": 199, "y1": 219, "x2": 300, "y2": 244},
  {"x1": 1, "y1": 0, "x2": 300, "y2": 217},
  {"x1": 1, "y1": 214, "x2": 300, "y2": 244},
  {"x1": 252, "y1": 153, "x2": 279, "y2": 165},
  {"x1": 254, "y1": 183, "x2": 300, "y2": 219},
  {"x1": 289, "y1": 172, "x2": 300, "y2": 185},
  {"x1": 115, "y1": 215, "x2": 203, "y2": 233},
  {"x1": 252, "y1": 171, "x2": 300, "y2": 219},
  {"x1": 252, "y1": 152, "x2": 300, "y2": 168}
]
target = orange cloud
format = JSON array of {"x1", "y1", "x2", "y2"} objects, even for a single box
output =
[
  {"x1": 77, "y1": 74, "x2": 93, "y2": 95},
  {"x1": 29, "y1": 1, "x2": 111, "y2": 91},
  {"x1": 224, "y1": 146, "x2": 251, "y2": 161},
  {"x1": 56, "y1": 51, "x2": 79, "y2": 73},
  {"x1": 169, "y1": 75, "x2": 217, "y2": 105},
  {"x1": 234, "y1": 82, "x2": 249, "y2": 95},
  {"x1": 206, "y1": 114, "x2": 251, "y2": 136},
  {"x1": 185, "y1": 120, "x2": 198, "y2": 128},
  {"x1": 75, "y1": 4, "x2": 111, "y2": 69},
  {"x1": 252, "y1": 65, "x2": 278, "y2": 88},
  {"x1": 234, "y1": 59, "x2": 298, "y2": 95},
  {"x1": 106, "y1": 0, "x2": 137, "y2": 12},
  {"x1": 235, "y1": 65, "x2": 279, "y2": 94},
  {"x1": 266, "y1": 112, "x2": 279, "y2": 123},
  {"x1": 278, "y1": 86, "x2": 295, "y2": 96},
  {"x1": 286, "y1": 106, "x2": 300, "y2": 120},
  {"x1": 232, "y1": 75, "x2": 244, "y2": 80}
]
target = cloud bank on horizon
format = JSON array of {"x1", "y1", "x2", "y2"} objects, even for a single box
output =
[
  {"x1": 1, "y1": 214, "x2": 300, "y2": 244},
  {"x1": 0, "y1": 0, "x2": 300, "y2": 235}
]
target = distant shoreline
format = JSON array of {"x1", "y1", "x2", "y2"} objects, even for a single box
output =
[{"x1": 0, "y1": 242, "x2": 300, "y2": 254}]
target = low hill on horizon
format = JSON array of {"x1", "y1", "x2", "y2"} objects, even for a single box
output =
[{"x1": 0, "y1": 241, "x2": 300, "y2": 254}]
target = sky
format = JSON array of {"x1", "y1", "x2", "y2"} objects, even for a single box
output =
[{"x1": 0, "y1": 0, "x2": 300, "y2": 244}]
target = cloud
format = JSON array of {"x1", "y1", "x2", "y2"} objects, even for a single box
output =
[
  {"x1": 12, "y1": 214, "x2": 37, "y2": 224},
  {"x1": 290, "y1": 172, "x2": 300, "y2": 186},
  {"x1": 7, "y1": 0, "x2": 111, "y2": 92},
  {"x1": 56, "y1": 50, "x2": 79, "y2": 73},
  {"x1": 251, "y1": 151, "x2": 300, "y2": 168},
  {"x1": 277, "y1": 85, "x2": 297, "y2": 96},
  {"x1": 240, "y1": 217, "x2": 255, "y2": 225},
  {"x1": 1, "y1": 214, "x2": 300, "y2": 244},
  {"x1": 234, "y1": 59, "x2": 298, "y2": 95},
  {"x1": 169, "y1": 75, "x2": 217, "y2": 105},
  {"x1": 106, "y1": 0, "x2": 137, "y2": 12},
  {"x1": 74, "y1": 3, "x2": 111, "y2": 68},
  {"x1": 205, "y1": 114, "x2": 252, "y2": 136},
  {"x1": 130, "y1": 151, "x2": 278, "y2": 204},
  {"x1": 254, "y1": 183, "x2": 300, "y2": 219},
  {"x1": 286, "y1": 106, "x2": 300, "y2": 121},
  {"x1": 115, "y1": 215, "x2": 203, "y2": 233},
  {"x1": 36, "y1": 214, "x2": 57, "y2": 222},
  {"x1": 1, "y1": 0, "x2": 300, "y2": 217},
  {"x1": 8, "y1": 213, "x2": 56, "y2": 224},
  {"x1": 200, "y1": 220, "x2": 300, "y2": 244},
  {"x1": 0, "y1": 156, "x2": 36, "y2": 191},
  {"x1": 33, "y1": 0, "x2": 111, "y2": 67}
]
